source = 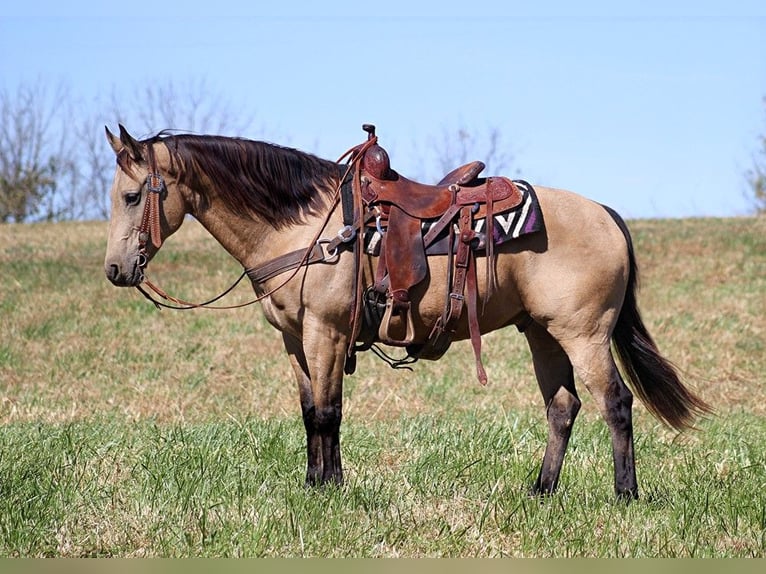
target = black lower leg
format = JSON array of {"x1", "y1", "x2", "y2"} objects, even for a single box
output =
[
  {"x1": 302, "y1": 405, "x2": 323, "y2": 486},
  {"x1": 532, "y1": 386, "x2": 581, "y2": 495},
  {"x1": 608, "y1": 390, "x2": 638, "y2": 500},
  {"x1": 316, "y1": 405, "x2": 343, "y2": 485}
]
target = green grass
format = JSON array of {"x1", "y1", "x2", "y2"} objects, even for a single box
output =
[
  {"x1": 0, "y1": 414, "x2": 764, "y2": 557},
  {"x1": 0, "y1": 216, "x2": 765, "y2": 556}
]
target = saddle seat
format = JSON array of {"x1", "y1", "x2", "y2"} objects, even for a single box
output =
[
  {"x1": 438, "y1": 161, "x2": 486, "y2": 187},
  {"x1": 361, "y1": 162, "x2": 517, "y2": 220}
]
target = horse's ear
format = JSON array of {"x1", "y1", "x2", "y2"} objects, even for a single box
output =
[
  {"x1": 117, "y1": 124, "x2": 143, "y2": 162},
  {"x1": 105, "y1": 126, "x2": 122, "y2": 155}
]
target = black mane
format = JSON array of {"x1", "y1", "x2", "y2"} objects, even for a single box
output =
[{"x1": 150, "y1": 133, "x2": 341, "y2": 229}]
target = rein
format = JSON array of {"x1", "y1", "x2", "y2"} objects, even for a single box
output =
[{"x1": 133, "y1": 137, "x2": 379, "y2": 311}]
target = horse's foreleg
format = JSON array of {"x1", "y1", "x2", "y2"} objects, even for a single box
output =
[
  {"x1": 306, "y1": 328, "x2": 346, "y2": 485},
  {"x1": 525, "y1": 322, "x2": 581, "y2": 496},
  {"x1": 285, "y1": 325, "x2": 347, "y2": 486},
  {"x1": 282, "y1": 333, "x2": 323, "y2": 485}
]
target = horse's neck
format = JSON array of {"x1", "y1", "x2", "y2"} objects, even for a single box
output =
[{"x1": 190, "y1": 195, "x2": 332, "y2": 273}]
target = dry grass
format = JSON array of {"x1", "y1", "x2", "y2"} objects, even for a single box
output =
[
  {"x1": 1, "y1": 216, "x2": 765, "y2": 425},
  {"x1": 0, "y1": 219, "x2": 540, "y2": 426},
  {"x1": 628, "y1": 217, "x2": 766, "y2": 416}
]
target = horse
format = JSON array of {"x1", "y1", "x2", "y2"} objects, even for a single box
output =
[{"x1": 103, "y1": 124, "x2": 710, "y2": 499}]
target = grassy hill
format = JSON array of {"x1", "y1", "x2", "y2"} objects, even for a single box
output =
[{"x1": 0, "y1": 216, "x2": 764, "y2": 556}]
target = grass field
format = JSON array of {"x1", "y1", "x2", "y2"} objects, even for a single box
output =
[{"x1": 0, "y1": 215, "x2": 764, "y2": 557}]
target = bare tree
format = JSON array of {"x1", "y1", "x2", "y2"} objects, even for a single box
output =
[
  {"x1": 408, "y1": 124, "x2": 517, "y2": 183},
  {"x1": 72, "y1": 111, "x2": 116, "y2": 220},
  {"x1": 746, "y1": 97, "x2": 766, "y2": 215},
  {"x1": 78, "y1": 78, "x2": 258, "y2": 219},
  {"x1": 0, "y1": 77, "x2": 260, "y2": 222},
  {"x1": 0, "y1": 82, "x2": 73, "y2": 222},
  {"x1": 109, "y1": 78, "x2": 255, "y2": 136}
]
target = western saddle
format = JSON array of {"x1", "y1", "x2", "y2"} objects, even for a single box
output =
[{"x1": 346, "y1": 125, "x2": 523, "y2": 384}]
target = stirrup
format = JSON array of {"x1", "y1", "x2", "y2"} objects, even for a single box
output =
[{"x1": 378, "y1": 297, "x2": 416, "y2": 346}]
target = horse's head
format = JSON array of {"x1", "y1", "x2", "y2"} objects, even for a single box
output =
[{"x1": 104, "y1": 125, "x2": 188, "y2": 286}]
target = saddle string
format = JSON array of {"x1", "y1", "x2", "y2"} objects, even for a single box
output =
[{"x1": 368, "y1": 344, "x2": 417, "y2": 371}]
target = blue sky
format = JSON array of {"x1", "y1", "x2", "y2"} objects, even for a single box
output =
[{"x1": 2, "y1": 0, "x2": 765, "y2": 218}]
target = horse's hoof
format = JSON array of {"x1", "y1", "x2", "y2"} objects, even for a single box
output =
[{"x1": 615, "y1": 488, "x2": 639, "y2": 503}]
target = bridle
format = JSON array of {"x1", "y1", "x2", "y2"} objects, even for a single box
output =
[
  {"x1": 130, "y1": 143, "x2": 288, "y2": 311},
  {"x1": 127, "y1": 137, "x2": 378, "y2": 312},
  {"x1": 135, "y1": 147, "x2": 164, "y2": 271}
]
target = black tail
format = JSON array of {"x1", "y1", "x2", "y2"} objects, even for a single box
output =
[{"x1": 604, "y1": 207, "x2": 713, "y2": 431}]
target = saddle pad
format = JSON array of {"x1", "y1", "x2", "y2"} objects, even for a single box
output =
[{"x1": 364, "y1": 180, "x2": 544, "y2": 256}]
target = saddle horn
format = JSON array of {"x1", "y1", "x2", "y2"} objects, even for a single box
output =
[
  {"x1": 360, "y1": 124, "x2": 391, "y2": 180},
  {"x1": 362, "y1": 124, "x2": 376, "y2": 139}
]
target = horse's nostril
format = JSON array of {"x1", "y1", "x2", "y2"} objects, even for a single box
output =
[{"x1": 107, "y1": 264, "x2": 120, "y2": 282}]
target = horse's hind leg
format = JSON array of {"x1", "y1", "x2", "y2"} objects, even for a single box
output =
[
  {"x1": 563, "y1": 337, "x2": 638, "y2": 500},
  {"x1": 525, "y1": 321, "x2": 581, "y2": 495}
]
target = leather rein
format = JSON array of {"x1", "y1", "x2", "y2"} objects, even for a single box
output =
[{"x1": 132, "y1": 138, "x2": 378, "y2": 311}]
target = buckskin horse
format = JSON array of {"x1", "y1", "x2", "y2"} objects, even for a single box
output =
[{"x1": 103, "y1": 124, "x2": 710, "y2": 499}]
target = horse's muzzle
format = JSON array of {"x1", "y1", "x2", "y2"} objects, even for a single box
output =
[{"x1": 105, "y1": 261, "x2": 144, "y2": 287}]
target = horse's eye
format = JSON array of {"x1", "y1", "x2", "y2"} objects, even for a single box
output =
[{"x1": 124, "y1": 192, "x2": 141, "y2": 206}]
